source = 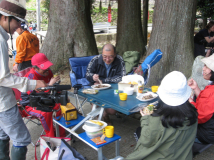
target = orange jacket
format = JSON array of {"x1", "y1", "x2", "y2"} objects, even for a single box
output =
[{"x1": 15, "y1": 30, "x2": 39, "y2": 64}]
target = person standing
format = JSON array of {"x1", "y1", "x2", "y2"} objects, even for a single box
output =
[
  {"x1": 0, "y1": 0, "x2": 46, "y2": 159},
  {"x1": 13, "y1": 22, "x2": 39, "y2": 72}
]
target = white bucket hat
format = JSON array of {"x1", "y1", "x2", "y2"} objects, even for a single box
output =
[
  {"x1": 0, "y1": 0, "x2": 26, "y2": 22},
  {"x1": 201, "y1": 54, "x2": 214, "y2": 72},
  {"x1": 157, "y1": 71, "x2": 191, "y2": 106}
]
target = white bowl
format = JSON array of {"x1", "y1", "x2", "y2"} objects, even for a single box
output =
[
  {"x1": 85, "y1": 130, "x2": 103, "y2": 139},
  {"x1": 124, "y1": 88, "x2": 134, "y2": 95},
  {"x1": 82, "y1": 121, "x2": 107, "y2": 132}
]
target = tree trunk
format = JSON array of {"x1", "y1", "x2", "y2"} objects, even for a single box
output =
[
  {"x1": 142, "y1": 0, "x2": 148, "y2": 46},
  {"x1": 41, "y1": 0, "x2": 98, "y2": 72},
  {"x1": 145, "y1": 0, "x2": 197, "y2": 86},
  {"x1": 202, "y1": 17, "x2": 207, "y2": 29},
  {"x1": 116, "y1": 0, "x2": 145, "y2": 56}
]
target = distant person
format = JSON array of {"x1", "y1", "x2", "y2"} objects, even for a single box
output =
[
  {"x1": 194, "y1": 21, "x2": 214, "y2": 58},
  {"x1": 0, "y1": 0, "x2": 46, "y2": 159},
  {"x1": 13, "y1": 22, "x2": 39, "y2": 72},
  {"x1": 32, "y1": 22, "x2": 37, "y2": 31},
  {"x1": 126, "y1": 71, "x2": 197, "y2": 160},
  {"x1": 86, "y1": 44, "x2": 126, "y2": 124}
]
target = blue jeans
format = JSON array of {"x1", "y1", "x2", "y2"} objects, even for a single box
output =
[{"x1": 0, "y1": 105, "x2": 31, "y2": 146}]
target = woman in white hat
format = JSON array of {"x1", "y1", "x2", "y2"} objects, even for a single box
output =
[
  {"x1": 126, "y1": 71, "x2": 198, "y2": 160},
  {"x1": 188, "y1": 54, "x2": 214, "y2": 144}
]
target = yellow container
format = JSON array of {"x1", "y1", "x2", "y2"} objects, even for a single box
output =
[
  {"x1": 60, "y1": 103, "x2": 77, "y2": 121},
  {"x1": 119, "y1": 93, "x2": 128, "y2": 101},
  {"x1": 103, "y1": 126, "x2": 114, "y2": 138},
  {"x1": 151, "y1": 86, "x2": 159, "y2": 92}
]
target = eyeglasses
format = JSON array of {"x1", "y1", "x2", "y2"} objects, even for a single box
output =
[
  {"x1": 103, "y1": 55, "x2": 115, "y2": 59},
  {"x1": 12, "y1": 16, "x2": 21, "y2": 23}
]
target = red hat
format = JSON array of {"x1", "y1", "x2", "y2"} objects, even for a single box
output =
[{"x1": 31, "y1": 53, "x2": 53, "y2": 70}]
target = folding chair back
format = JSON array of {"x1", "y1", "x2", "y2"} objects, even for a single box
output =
[
  {"x1": 69, "y1": 55, "x2": 96, "y2": 88},
  {"x1": 134, "y1": 49, "x2": 163, "y2": 85}
]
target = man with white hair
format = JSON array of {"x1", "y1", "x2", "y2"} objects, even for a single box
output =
[{"x1": 0, "y1": 0, "x2": 46, "y2": 159}]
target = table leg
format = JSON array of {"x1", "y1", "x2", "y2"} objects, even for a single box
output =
[
  {"x1": 55, "y1": 122, "x2": 60, "y2": 137},
  {"x1": 98, "y1": 148, "x2": 103, "y2": 160},
  {"x1": 115, "y1": 139, "x2": 120, "y2": 157},
  {"x1": 74, "y1": 94, "x2": 85, "y2": 117},
  {"x1": 92, "y1": 104, "x2": 97, "y2": 111},
  {"x1": 98, "y1": 107, "x2": 104, "y2": 121}
]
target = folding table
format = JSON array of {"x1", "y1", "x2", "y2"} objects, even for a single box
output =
[{"x1": 54, "y1": 83, "x2": 156, "y2": 159}]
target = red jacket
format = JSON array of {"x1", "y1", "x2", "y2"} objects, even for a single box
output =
[
  {"x1": 24, "y1": 68, "x2": 53, "y2": 95},
  {"x1": 191, "y1": 85, "x2": 214, "y2": 124}
]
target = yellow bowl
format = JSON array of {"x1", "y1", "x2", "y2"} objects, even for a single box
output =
[
  {"x1": 151, "y1": 86, "x2": 159, "y2": 92},
  {"x1": 119, "y1": 93, "x2": 128, "y2": 101}
]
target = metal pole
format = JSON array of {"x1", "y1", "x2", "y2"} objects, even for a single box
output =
[{"x1": 36, "y1": 0, "x2": 41, "y2": 31}]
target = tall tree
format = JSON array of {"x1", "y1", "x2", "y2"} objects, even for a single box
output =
[
  {"x1": 197, "y1": 0, "x2": 214, "y2": 29},
  {"x1": 142, "y1": 0, "x2": 149, "y2": 46},
  {"x1": 116, "y1": 0, "x2": 145, "y2": 56},
  {"x1": 41, "y1": 0, "x2": 98, "y2": 72},
  {"x1": 145, "y1": 0, "x2": 197, "y2": 86}
]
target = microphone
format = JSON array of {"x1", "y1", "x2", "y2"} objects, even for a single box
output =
[{"x1": 38, "y1": 85, "x2": 71, "y2": 91}]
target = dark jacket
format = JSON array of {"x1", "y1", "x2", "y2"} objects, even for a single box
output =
[
  {"x1": 86, "y1": 54, "x2": 126, "y2": 84},
  {"x1": 126, "y1": 116, "x2": 197, "y2": 160}
]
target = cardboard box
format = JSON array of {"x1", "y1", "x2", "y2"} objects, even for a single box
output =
[{"x1": 118, "y1": 82, "x2": 139, "y2": 92}]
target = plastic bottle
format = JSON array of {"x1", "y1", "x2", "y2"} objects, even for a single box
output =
[{"x1": 138, "y1": 80, "x2": 144, "y2": 96}]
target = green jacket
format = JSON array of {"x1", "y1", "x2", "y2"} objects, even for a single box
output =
[{"x1": 126, "y1": 115, "x2": 197, "y2": 160}]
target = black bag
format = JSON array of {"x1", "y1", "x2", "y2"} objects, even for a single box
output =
[{"x1": 58, "y1": 139, "x2": 85, "y2": 160}]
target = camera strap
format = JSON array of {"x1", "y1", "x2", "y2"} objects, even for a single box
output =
[{"x1": 53, "y1": 111, "x2": 63, "y2": 121}]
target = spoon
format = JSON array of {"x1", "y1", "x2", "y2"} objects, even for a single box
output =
[{"x1": 98, "y1": 78, "x2": 102, "y2": 84}]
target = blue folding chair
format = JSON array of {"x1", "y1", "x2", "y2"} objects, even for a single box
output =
[
  {"x1": 69, "y1": 55, "x2": 96, "y2": 88},
  {"x1": 68, "y1": 55, "x2": 96, "y2": 116}
]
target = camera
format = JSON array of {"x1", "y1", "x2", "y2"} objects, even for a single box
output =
[{"x1": 29, "y1": 85, "x2": 71, "y2": 112}]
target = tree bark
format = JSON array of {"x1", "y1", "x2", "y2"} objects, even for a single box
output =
[
  {"x1": 41, "y1": 0, "x2": 98, "y2": 72},
  {"x1": 142, "y1": 0, "x2": 148, "y2": 46},
  {"x1": 202, "y1": 17, "x2": 207, "y2": 29},
  {"x1": 116, "y1": 0, "x2": 145, "y2": 56},
  {"x1": 145, "y1": 0, "x2": 197, "y2": 86}
]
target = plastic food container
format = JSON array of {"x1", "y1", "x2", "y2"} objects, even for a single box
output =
[
  {"x1": 85, "y1": 130, "x2": 103, "y2": 139},
  {"x1": 124, "y1": 87, "x2": 134, "y2": 95},
  {"x1": 82, "y1": 120, "x2": 107, "y2": 139}
]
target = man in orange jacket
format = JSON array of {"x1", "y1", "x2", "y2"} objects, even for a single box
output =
[{"x1": 13, "y1": 22, "x2": 39, "y2": 72}]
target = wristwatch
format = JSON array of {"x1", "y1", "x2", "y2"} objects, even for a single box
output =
[{"x1": 15, "y1": 62, "x2": 19, "y2": 64}]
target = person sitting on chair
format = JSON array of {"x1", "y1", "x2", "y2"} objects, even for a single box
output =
[
  {"x1": 86, "y1": 44, "x2": 126, "y2": 124},
  {"x1": 13, "y1": 22, "x2": 39, "y2": 72},
  {"x1": 188, "y1": 54, "x2": 214, "y2": 144},
  {"x1": 20, "y1": 53, "x2": 66, "y2": 137},
  {"x1": 126, "y1": 71, "x2": 198, "y2": 160}
]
